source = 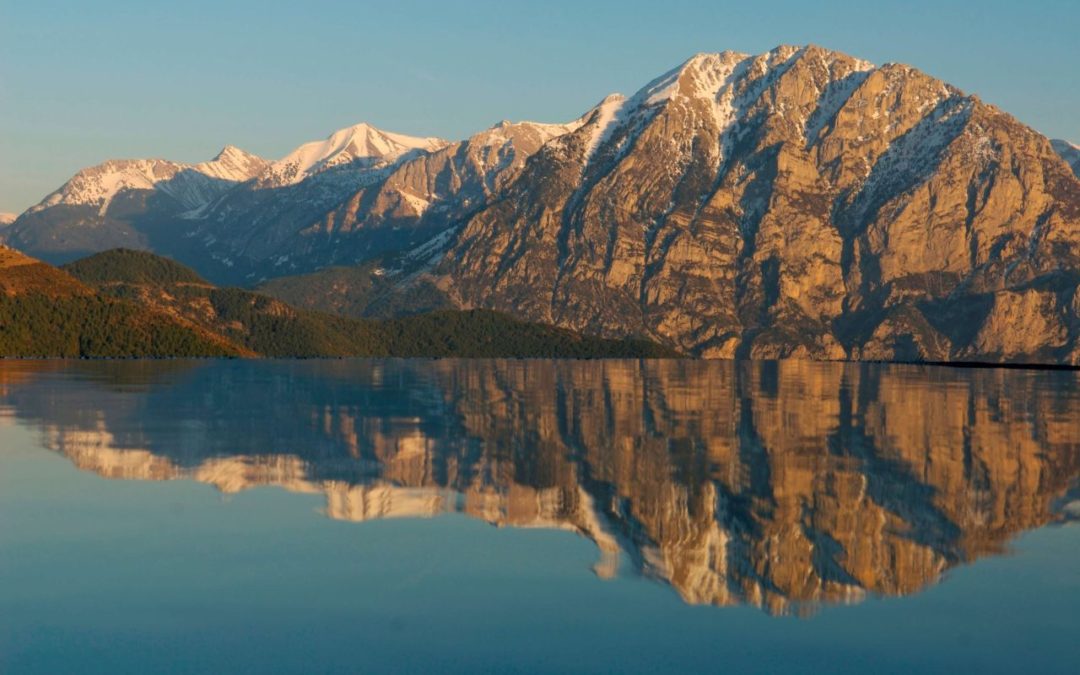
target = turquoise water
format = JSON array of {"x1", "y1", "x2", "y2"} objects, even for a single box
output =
[{"x1": 1, "y1": 360, "x2": 1078, "y2": 673}]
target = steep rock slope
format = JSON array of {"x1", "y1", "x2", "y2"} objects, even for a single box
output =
[{"x1": 432, "y1": 45, "x2": 1080, "y2": 364}]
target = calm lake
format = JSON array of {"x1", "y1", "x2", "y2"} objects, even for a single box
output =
[{"x1": 1, "y1": 359, "x2": 1078, "y2": 673}]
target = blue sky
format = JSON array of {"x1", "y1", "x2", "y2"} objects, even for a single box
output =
[{"x1": 1, "y1": 0, "x2": 1077, "y2": 213}]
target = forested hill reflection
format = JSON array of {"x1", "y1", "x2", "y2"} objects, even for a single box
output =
[{"x1": 2, "y1": 359, "x2": 1079, "y2": 615}]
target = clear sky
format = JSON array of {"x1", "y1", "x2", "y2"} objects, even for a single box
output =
[{"x1": 1, "y1": 0, "x2": 1077, "y2": 214}]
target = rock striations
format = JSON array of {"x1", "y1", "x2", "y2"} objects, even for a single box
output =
[{"x1": 5, "y1": 45, "x2": 1080, "y2": 364}]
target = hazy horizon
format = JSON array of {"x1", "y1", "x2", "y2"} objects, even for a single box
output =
[{"x1": 2, "y1": 0, "x2": 1078, "y2": 214}]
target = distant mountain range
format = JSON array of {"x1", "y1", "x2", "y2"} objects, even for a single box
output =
[{"x1": 4, "y1": 44, "x2": 1080, "y2": 364}]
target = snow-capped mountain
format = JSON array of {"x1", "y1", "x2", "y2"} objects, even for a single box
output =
[
  {"x1": 1053, "y1": 139, "x2": 1080, "y2": 176},
  {"x1": 0, "y1": 213, "x2": 15, "y2": 227},
  {"x1": 2, "y1": 145, "x2": 270, "y2": 265},
  {"x1": 28, "y1": 158, "x2": 188, "y2": 216},
  {"x1": 27, "y1": 146, "x2": 268, "y2": 217}
]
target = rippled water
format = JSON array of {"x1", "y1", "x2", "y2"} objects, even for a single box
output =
[{"x1": 1, "y1": 359, "x2": 1078, "y2": 673}]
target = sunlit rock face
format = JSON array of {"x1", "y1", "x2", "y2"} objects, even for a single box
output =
[{"x1": 2, "y1": 359, "x2": 1078, "y2": 615}]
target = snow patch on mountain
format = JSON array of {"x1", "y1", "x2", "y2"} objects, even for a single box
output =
[
  {"x1": 0, "y1": 213, "x2": 16, "y2": 226},
  {"x1": 581, "y1": 94, "x2": 630, "y2": 161},
  {"x1": 462, "y1": 119, "x2": 587, "y2": 185},
  {"x1": 399, "y1": 190, "x2": 432, "y2": 215}
]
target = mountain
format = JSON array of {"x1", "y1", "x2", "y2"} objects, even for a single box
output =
[
  {"x1": 60, "y1": 249, "x2": 676, "y2": 358},
  {"x1": 1054, "y1": 139, "x2": 1080, "y2": 176},
  {"x1": 27, "y1": 145, "x2": 269, "y2": 215},
  {"x1": 6, "y1": 44, "x2": 1080, "y2": 364},
  {"x1": 172, "y1": 124, "x2": 454, "y2": 279},
  {"x1": 0, "y1": 213, "x2": 15, "y2": 227}
]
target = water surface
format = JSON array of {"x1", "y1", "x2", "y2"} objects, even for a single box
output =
[{"x1": 1, "y1": 359, "x2": 1078, "y2": 673}]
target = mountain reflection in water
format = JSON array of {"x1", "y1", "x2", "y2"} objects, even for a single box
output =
[{"x1": 1, "y1": 358, "x2": 1077, "y2": 616}]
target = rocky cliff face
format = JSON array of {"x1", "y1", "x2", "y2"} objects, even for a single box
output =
[
  {"x1": 5, "y1": 359, "x2": 1078, "y2": 615},
  {"x1": 433, "y1": 46, "x2": 1080, "y2": 364}
]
